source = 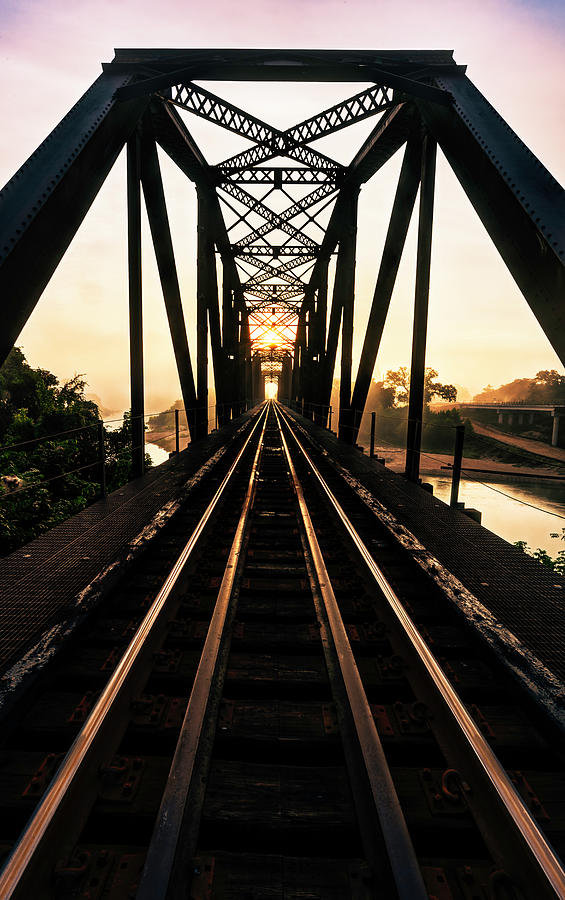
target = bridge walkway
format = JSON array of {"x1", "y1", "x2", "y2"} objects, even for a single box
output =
[
  {"x1": 287, "y1": 408, "x2": 565, "y2": 701},
  {"x1": 0, "y1": 410, "x2": 257, "y2": 684},
  {"x1": 0, "y1": 404, "x2": 564, "y2": 726}
]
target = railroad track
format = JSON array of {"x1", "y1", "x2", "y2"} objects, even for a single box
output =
[{"x1": 0, "y1": 400, "x2": 565, "y2": 898}]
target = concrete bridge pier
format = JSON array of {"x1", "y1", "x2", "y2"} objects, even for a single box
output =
[{"x1": 552, "y1": 409, "x2": 565, "y2": 447}]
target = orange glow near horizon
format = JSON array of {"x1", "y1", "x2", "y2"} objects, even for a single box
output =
[
  {"x1": 265, "y1": 381, "x2": 278, "y2": 399},
  {"x1": 247, "y1": 304, "x2": 299, "y2": 354}
]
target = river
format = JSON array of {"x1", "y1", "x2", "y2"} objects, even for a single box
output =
[
  {"x1": 426, "y1": 474, "x2": 565, "y2": 556},
  {"x1": 145, "y1": 442, "x2": 170, "y2": 466}
]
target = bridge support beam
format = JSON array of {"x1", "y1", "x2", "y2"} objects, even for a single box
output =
[
  {"x1": 196, "y1": 188, "x2": 209, "y2": 438},
  {"x1": 221, "y1": 260, "x2": 237, "y2": 425},
  {"x1": 292, "y1": 307, "x2": 307, "y2": 409},
  {"x1": 140, "y1": 132, "x2": 197, "y2": 441},
  {"x1": 195, "y1": 188, "x2": 225, "y2": 438},
  {"x1": 406, "y1": 134, "x2": 437, "y2": 483},
  {"x1": 301, "y1": 289, "x2": 316, "y2": 419},
  {"x1": 280, "y1": 355, "x2": 293, "y2": 404},
  {"x1": 313, "y1": 265, "x2": 329, "y2": 425},
  {"x1": 127, "y1": 129, "x2": 145, "y2": 479},
  {"x1": 252, "y1": 355, "x2": 264, "y2": 405},
  {"x1": 238, "y1": 307, "x2": 252, "y2": 414},
  {"x1": 552, "y1": 412, "x2": 565, "y2": 448},
  {"x1": 207, "y1": 245, "x2": 225, "y2": 426},
  {"x1": 349, "y1": 138, "x2": 422, "y2": 444},
  {"x1": 338, "y1": 189, "x2": 360, "y2": 443},
  {"x1": 320, "y1": 190, "x2": 359, "y2": 433}
]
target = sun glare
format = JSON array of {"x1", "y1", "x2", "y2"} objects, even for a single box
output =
[{"x1": 265, "y1": 381, "x2": 278, "y2": 399}]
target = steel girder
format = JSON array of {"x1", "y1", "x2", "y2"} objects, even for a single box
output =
[
  {"x1": 167, "y1": 81, "x2": 343, "y2": 174},
  {"x1": 0, "y1": 71, "x2": 149, "y2": 367},
  {"x1": 169, "y1": 81, "x2": 398, "y2": 173},
  {"x1": 216, "y1": 167, "x2": 341, "y2": 186},
  {"x1": 1, "y1": 48, "x2": 563, "y2": 452},
  {"x1": 417, "y1": 73, "x2": 565, "y2": 364}
]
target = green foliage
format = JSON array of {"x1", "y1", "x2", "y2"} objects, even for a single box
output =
[
  {"x1": 147, "y1": 399, "x2": 187, "y2": 433},
  {"x1": 384, "y1": 367, "x2": 457, "y2": 407},
  {"x1": 513, "y1": 529, "x2": 565, "y2": 575},
  {"x1": 0, "y1": 348, "x2": 150, "y2": 556},
  {"x1": 474, "y1": 369, "x2": 565, "y2": 404},
  {"x1": 356, "y1": 369, "x2": 459, "y2": 452}
]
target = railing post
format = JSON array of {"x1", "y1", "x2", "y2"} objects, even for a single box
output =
[
  {"x1": 370, "y1": 411, "x2": 376, "y2": 459},
  {"x1": 328, "y1": 406, "x2": 333, "y2": 432},
  {"x1": 97, "y1": 421, "x2": 106, "y2": 498},
  {"x1": 175, "y1": 409, "x2": 180, "y2": 455},
  {"x1": 450, "y1": 424, "x2": 465, "y2": 507}
]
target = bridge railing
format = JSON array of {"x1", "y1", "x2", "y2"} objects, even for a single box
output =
[
  {"x1": 457, "y1": 400, "x2": 565, "y2": 408},
  {"x1": 281, "y1": 399, "x2": 565, "y2": 517},
  {"x1": 0, "y1": 399, "x2": 253, "y2": 505}
]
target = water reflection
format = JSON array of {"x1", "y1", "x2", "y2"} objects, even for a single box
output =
[
  {"x1": 145, "y1": 442, "x2": 169, "y2": 466},
  {"x1": 426, "y1": 475, "x2": 565, "y2": 555}
]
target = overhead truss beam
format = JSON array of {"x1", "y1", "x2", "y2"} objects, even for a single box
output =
[{"x1": 1, "y1": 47, "x2": 563, "y2": 454}]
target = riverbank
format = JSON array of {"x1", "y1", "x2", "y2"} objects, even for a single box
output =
[
  {"x1": 366, "y1": 446, "x2": 565, "y2": 481},
  {"x1": 146, "y1": 428, "x2": 189, "y2": 454}
]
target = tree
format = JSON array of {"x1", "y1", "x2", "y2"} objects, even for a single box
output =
[
  {"x1": 366, "y1": 379, "x2": 395, "y2": 411},
  {"x1": 384, "y1": 367, "x2": 457, "y2": 406},
  {"x1": 0, "y1": 348, "x2": 150, "y2": 556},
  {"x1": 473, "y1": 371, "x2": 565, "y2": 404},
  {"x1": 530, "y1": 370, "x2": 565, "y2": 403}
]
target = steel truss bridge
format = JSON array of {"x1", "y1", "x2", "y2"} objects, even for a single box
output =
[{"x1": 0, "y1": 48, "x2": 564, "y2": 482}]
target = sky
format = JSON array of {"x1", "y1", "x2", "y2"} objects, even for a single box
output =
[{"x1": 0, "y1": 0, "x2": 564, "y2": 415}]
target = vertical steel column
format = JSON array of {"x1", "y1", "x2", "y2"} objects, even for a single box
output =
[
  {"x1": 221, "y1": 258, "x2": 236, "y2": 424},
  {"x1": 349, "y1": 139, "x2": 422, "y2": 444},
  {"x1": 140, "y1": 133, "x2": 197, "y2": 439},
  {"x1": 292, "y1": 307, "x2": 307, "y2": 407},
  {"x1": 302, "y1": 291, "x2": 316, "y2": 418},
  {"x1": 338, "y1": 189, "x2": 359, "y2": 443},
  {"x1": 206, "y1": 245, "x2": 226, "y2": 421},
  {"x1": 313, "y1": 266, "x2": 329, "y2": 423},
  {"x1": 196, "y1": 187, "x2": 209, "y2": 439},
  {"x1": 405, "y1": 135, "x2": 437, "y2": 483},
  {"x1": 235, "y1": 302, "x2": 246, "y2": 416},
  {"x1": 97, "y1": 421, "x2": 107, "y2": 498},
  {"x1": 280, "y1": 355, "x2": 292, "y2": 404},
  {"x1": 127, "y1": 129, "x2": 145, "y2": 479},
  {"x1": 320, "y1": 277, "x2": 342, "y2": 417},
  {"x1": 450, "y1": 425, "x2": 465, "y2": 507},
  {"x1": 245, "y1": 324, "x2": 253, "y2": 410},
  {"x1": 239, "y1": 306, "x2": 252, "y2": 412},
  {"x1": 251, "y1": 354, "x2": 264, "y2": 405},
  {"x1": 370, "y1": 412, "x2": 376, "y2": 459}
]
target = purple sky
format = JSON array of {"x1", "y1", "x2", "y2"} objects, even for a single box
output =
[{"x1": 1, "y1": 0, "x2": 564, "y2": 412}]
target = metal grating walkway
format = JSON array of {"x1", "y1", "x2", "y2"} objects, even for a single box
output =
[
  {"x1": 0, "y1": 413, "x2": 255, "y2": 675},
  {"x1": 288, "y1": 409, "x2": 565, "y2": 686}
]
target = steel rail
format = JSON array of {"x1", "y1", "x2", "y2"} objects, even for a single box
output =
[
  {"x1": 275, "y1": 405, "x2": 428, "y2": 899},
  {"x1": 277, "y1": 403, "x2": 565, "y2": 899},
  {"x1": 0, "y1": 404, "x2": 269, "y2": 900},
  {"x1": 136, "y1": 409, "x2": 268, "y2": 900}
]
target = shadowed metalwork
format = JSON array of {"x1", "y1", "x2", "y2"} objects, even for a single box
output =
[{"x1": 0, "y1": 48, "x2": 563, "y2": 472}]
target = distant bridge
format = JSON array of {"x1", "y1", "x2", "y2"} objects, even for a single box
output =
[{"x1": 458, "y1": 402, "x2": 565, "y2": 445}]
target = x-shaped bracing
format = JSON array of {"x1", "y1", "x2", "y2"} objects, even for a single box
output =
[{"x1": 164, "y1": 77, "x2": 402, "y2": 370}]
